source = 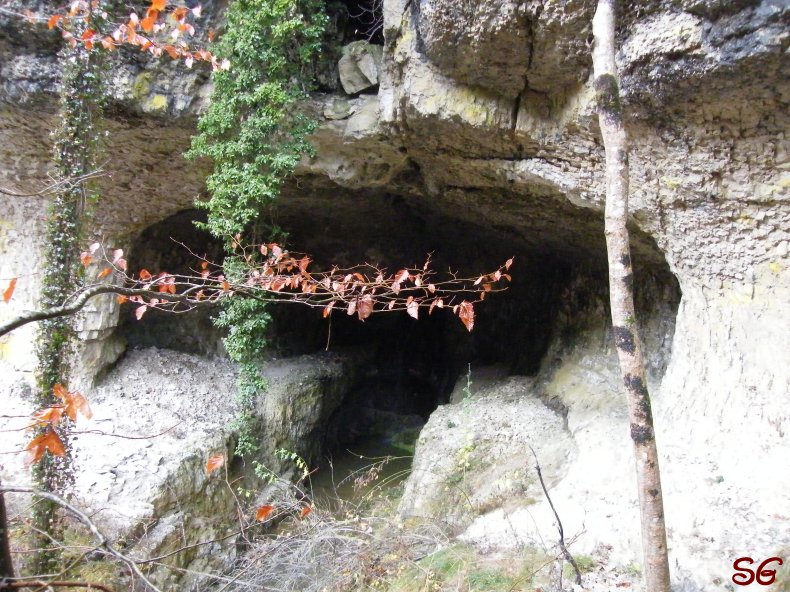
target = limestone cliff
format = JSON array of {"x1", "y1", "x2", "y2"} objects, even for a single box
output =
[{"x1": 0, "y1": 1, "x2": 788, "y2": 590}]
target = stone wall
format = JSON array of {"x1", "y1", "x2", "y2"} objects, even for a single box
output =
[{"x1": 0, "y1": 1, "x2": 788, "y2": 590}]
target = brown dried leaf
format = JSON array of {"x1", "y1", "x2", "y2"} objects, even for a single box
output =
[
  {"x1": 356, "y1": 295, "x2": 373, "y2": 321},
  {"x1": 458, "y1": 301, "x2": 475, "y2": 332}
]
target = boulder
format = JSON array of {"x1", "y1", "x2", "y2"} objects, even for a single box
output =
[{"x1": 338, "y1": 41, "x2": 383, "y2": 94}]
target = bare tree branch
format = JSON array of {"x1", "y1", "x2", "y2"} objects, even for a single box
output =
[{"x1": 0, "y1": 486, "x2": 162, "y2": 592}]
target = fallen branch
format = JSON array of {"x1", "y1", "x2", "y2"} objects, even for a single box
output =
[{"x1": 1, "y1": 581, "x2": 114, "y2": 591}]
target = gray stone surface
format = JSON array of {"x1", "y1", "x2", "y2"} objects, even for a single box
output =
[
  {"x1": 338, "y1": 41, "x2": 383, "y2": 94},
  {"x1": 0, "y1": 1, "x2": 788, "y2": 590}
]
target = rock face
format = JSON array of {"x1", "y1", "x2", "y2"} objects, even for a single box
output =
[
  {"x1": 0, "y1": 1, "x2": 789, "y2": 591},
  {"x1": 338, "y1": 41, "x2": 383, "y2": 94}
]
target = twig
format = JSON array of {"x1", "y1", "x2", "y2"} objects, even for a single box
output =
[
  {"x1": 1, "y1": 581, "x2": 114, "y2": 591},
  {"x1": 0, "y1": 486, "x2": 162, "y2": 592},
  {"x1": 529, "y1": 445, "x2": 582, "y2": 587}
]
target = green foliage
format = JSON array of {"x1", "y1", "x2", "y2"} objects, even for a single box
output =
[
  {"x1": 187, "y1": 0, "x2": 327, "y2": 240},
  {"x1": 189, "y1": 0, "x2": 327, "y2": 459},
  {"x1": 31, "y1": 4, "x2": 108, "y2": 573}
]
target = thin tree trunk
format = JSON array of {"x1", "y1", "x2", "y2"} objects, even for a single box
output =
[
  {"x1": 591, "y1": 2, "x2": 671, "y2": 591},
  {"x1": 0, "y1": 477, "x2": 15, "y2": 582}
]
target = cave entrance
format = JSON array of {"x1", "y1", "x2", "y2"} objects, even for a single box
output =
[
  {"x1": 327, "y1": 0, "x2": 384, "y2": 45},
  {"x1": 118, "y1": 183, "x2": 681, "y2": 502}
]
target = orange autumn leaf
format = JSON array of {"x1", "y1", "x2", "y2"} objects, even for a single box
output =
[
  {"x1": 255, "y1": 504, "x2": 275, "y2": 522},
  {"x1": 299, "y1": 505, "x2": 312, "y2": 519},
  {"x1": 97, "y1": 267, "x2": 112, "y2": 279},
  {"x1": 323, "y1": 301, "x2": 335, "y2": 318},
  {"x1": 32, "y1": 406, "x2": 64, "y2": 428},
  {"x1": 117, "y1": 294, "x2": 128, "y2": 304},
  {"x1": 26, "y1": 429, "x2": 66, "y2": 464},
  {"x1": 53, "y1": 383, "x2": 69, "y2": 402},
  {"x1": 139, "y1": 269, "x2": 153, "y2": 281},
  {"x1": 52, "y1": 384, "x2": 92, "y2": 421},
  {"x1": 64, "y1": 392, "x2": 92, "y2": 421},
  {"x1": 206, "y1": 454, "x2": 225, "y2": 475},
  {"x1": 80, "y1": 251, "x2": 93, "y2": 267},
  {"x1": 3, "y1": 278, "x2": 17, "y2": 303},
  {"x1": 48, "y1": 14, "x2": 62, "y2": 29},
  {"x1": 140, "y1": 15, "x2": 156, "y2": 32}
]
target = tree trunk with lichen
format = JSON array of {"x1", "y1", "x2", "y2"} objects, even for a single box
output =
[{"x1": 591, "y1": 1, "x2": 672, "y2": 591}]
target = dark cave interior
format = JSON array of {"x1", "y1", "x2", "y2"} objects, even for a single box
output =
[{"x1": 117, "y1": 185, "x2": 680, "y2": 457}]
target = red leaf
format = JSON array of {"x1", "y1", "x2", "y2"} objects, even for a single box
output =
[
  {"x1": 139, "y1": 269, "x2": 152, "y2": 281},
  {"x1": 394, "y1": 269, "x2": 409, "y2": 283},
  {"x1": 299, "y1": 505, "x2": 312, "y2": 519},
  {"x1": 80, "y1": 252, "x2": 93, "y2": 267},
  {"x1": 48, "y1": 14, "x2": 62, "y2": 29},
  {"x1": 81, "y1": 29, "x2": 96, "y2": 41},
  {"x1": 255, "y1": 504, "x2": 275, "y2": 522},
  {"x1": 323, "y1": 301, "x2": 335, "y2": 318},
  {"x1": 206, "y1": 454, "x2": 225, "y2": 475},
  {"x1": 406, "y1": 297, "x2": 419, "y2": 320},
  {"x1": 458, "y1": 301, "x2": 475, "y2": 332},
  {"x1": 221, "y1": 280, "x2": 230, "y2": 292},
  {"x1": 356, "y1": 295, "x2": 373, "y2": 321},
  {"x1": 3, "y1": 278, "x2": 17, "y2": 303}
]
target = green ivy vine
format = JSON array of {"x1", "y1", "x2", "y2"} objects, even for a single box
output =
[
  {"x1": 187, "y1": 0, "x2": 327, "y2": 458},
  {"x1": 31, "y1": 4, "x2": 109, "y2": 574}
]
